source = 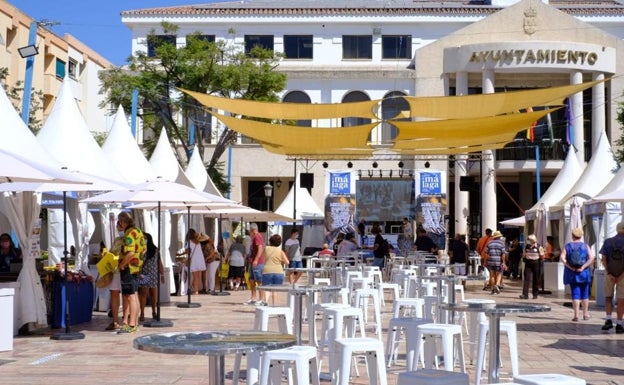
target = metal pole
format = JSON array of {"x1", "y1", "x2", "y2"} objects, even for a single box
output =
[{"x1": 21, "y1": 21, "x2": 38, "y2": 125}]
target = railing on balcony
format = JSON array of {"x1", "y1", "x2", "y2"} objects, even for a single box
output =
[{"x1": 496, "y1": 138, "x2": 570, "y2": 161}]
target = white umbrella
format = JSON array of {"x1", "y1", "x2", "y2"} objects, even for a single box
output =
[
  {"x1": 535, "y1": 202, "x2": 548, "y2": 247},
  {"x1": 81, "y1": 179, "x2": 236, "y2": 315},
  {"x1": 0, "y1": 149, "x2": 87, "y2": 184}
]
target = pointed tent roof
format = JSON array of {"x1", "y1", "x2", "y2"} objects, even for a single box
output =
[
  {"x1": 525, "y1": 148, "x2": 584, "y2": 221},
  {"x1": 549, "y1": 132, "x2": 617, "y2": 215},
  {"x1": 102, "y1": 106, "x2": 157, "y2": 184},
  {"x1": 184, "y1": 145, "x2": 223, "y2": 197},
  {"x1": 275, "y1": 179, "x2": 324, "y2": 220},
  {"x1": 0, "y1": 86, "x2": 65, "y2": 171},
  {"x1": 36, "y1": 78, "x2": 127, "y2": 182},
  {"x1": 148, "y1": 127, "x2": 194, "y2": 187}
]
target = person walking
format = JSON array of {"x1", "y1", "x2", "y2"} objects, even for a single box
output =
[
  {"x1": 261, "y1": 234, "x2": 290, "y2": 306},
  {"x1": 476, "y1": 228, "x2": 493, "y2": 290},
  {"x1": 285, "y1": 228, "x2": 303, "y2": 284},
  {"x1": 245, "y1": 223, "x2": 265, "y2": 305},
  {"x1": 520, "y1": 234, "x2": 544, "y2": 300},
  {"x1": 599, "y1": 221, "x2": 624, "y2": 333},
  {"x1": 116, "y1": 212, "x2": 146, "y2": 334},
  {"x1": 560, "y1": 227, "x2": 594, "y2": 322},
  {"x1": 507, "y1": 237, "x2": 522, "y2": 280},
  {"x1": 485, "y1": 230, "x2": 506, "y2": 294},
  {"x1": 226, "y1": 236, "x2": 246, "y2": 290},
  {"x1": 138, "y1": 233, "x2": 164, "y2": 322}
]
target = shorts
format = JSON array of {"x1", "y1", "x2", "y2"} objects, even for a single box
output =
[
  {"x1": 289, "y1": 260, "x2": 303, "y2": 269},
  {"x1": 120, "y1": 269, "x2": 138, "y2": 295},
  {"x1": 262, "y1": 273, "x2": 285, "y2": 286},
  {"x1": 108, "y1": 271, "x2": 121, "y2": 291},
  {"x1": 228, "y1": 266, "x2": 245, "y2": 280},
  {"x1": 453, "y1": 263, "x2": 466, "y2": 276},
  {"x1": 603, "y1": 274, "x2": 624, "y2": 299},
  {"x1": 250, "y1": 264, "x2": 264, "y2": 282}
]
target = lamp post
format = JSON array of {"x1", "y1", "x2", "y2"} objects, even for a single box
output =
[
  {"x1": 263, "y1": 182, "x2": 273, "y2": 243},
  {"x1": 19, "y1": 21, "x2": 39, "y2": 125},
  {"x1": 263, "y1": 182, "x2": 273, "y2": 211}
]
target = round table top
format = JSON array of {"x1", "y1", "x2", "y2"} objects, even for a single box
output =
[
  {"x1": 440, "y1": 302, "x2": 551, "y2": 315},
  {"x1": 133, "y1": 330, "x2": 296, "y2": 356},
  {"x1": 259, "y1": 284, "x2": 342, "y2": 293},
  {"x1": 284, "y1": 267, "x2": 328, "y2": 273}
]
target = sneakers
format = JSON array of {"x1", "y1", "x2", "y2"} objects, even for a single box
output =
[
  {"x1": 117, "y1": 324, "x2": 138, "y2": 334},
  {"x1": 518, "y1": 294, "x2": 528, "y2": 300},
  {"x1": 105, "y1": 322, "x2": 119, "y2": 331},
  {"x1": 602, "y1": 319, "x2": 613, "y2": 330},
  {"x1": 244, "y1": 299, "x2": 257, "y2": 305},
  {"x1": 616, "y1": 324, "x2": 624, "y2": 334},
  {"x1": 256, "y1": 301, "x2": 268, "y2": 306}
]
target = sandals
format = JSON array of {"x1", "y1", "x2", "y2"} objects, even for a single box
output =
[
  {"x1": 105, "y1": 322, "x2": 119, "y2": 331},
  {"x1": 572, "y1": 317, "x2": 578, "y2": 322},
  {"x1": 583, "y1": 315, "x2": 591, "y2": 320}
]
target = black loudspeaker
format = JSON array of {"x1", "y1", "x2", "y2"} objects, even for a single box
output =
[
  {"x1": 300, "y1": 173, "x2": 314, "y2": 189},
  {"x1": 459, "y1": 176, "x2": 475, "y2": 191}
]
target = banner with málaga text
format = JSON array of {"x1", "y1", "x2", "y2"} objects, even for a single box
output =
[{"x1": 414, "y1": 170, "x2": 447, "y2": 250}]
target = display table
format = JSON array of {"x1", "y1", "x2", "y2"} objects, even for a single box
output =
[
  {"x1": 543, "y1": 262, "x2": 564, "y2": 291},
  {"x1": 134, "y1": 331, "x2": 296, "y2": 385},
  {"x1": 0, "y1": 288, "x2": 14, "y2": 351},
  {"x1": 52, "y1": 280, "x2": 94, "y2": 328}
]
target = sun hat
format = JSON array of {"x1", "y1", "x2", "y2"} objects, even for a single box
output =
[
  {"x1": 527, "y1": 234, "x2": 537, "y2": 243},
  {"x1": 197, "y1": 233, "x2": 210, "y2": 243},
  {"x1": 491, "y1": 230, "x2": 503, "y2": 239}
]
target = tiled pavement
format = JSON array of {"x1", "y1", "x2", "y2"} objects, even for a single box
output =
[{"x1": 1, "y1": 277, "x2": 623, "y2": 385}]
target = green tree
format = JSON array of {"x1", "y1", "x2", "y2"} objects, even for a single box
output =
[
  {"x1": 98, "y1": 23, "x2": 287, "y2": 194},
  {"x1": 615, "y1": 103, "x2": 624, "y2": 164},
  {"x1": 0, "y1": 67, "x2": 45, "y2": 133}
]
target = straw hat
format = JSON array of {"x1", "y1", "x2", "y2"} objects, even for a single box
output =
[
  {"x1": 197, "y1": 233, "x2": 210, "y2": 243},
  {"x1": 527, "y1": 234, "x2": 537, "y2": 243},
  {"x1": 491, "y1": 230, "x2": 503, "y2": 239}
]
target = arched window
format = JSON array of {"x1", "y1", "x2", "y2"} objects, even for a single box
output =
[
  {"x1": 381, "y1": 91, "x2": 409, "y2": 142},
  {"x1": 283, "y1": 91, "x2": 312, "y2": 127},
  {"x1": 341, "y1": 91, "x2": 371, "y2": 128}
]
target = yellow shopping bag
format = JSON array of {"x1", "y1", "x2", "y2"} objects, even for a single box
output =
[{"x1": 96, "y1": 248, "x2": 119, "y2": 276}]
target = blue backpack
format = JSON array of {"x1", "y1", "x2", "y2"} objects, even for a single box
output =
[{"x1": 566, "y1": 242, "x2": 586, "y2": 267}]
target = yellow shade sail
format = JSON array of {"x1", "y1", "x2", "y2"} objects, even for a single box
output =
[
  {"x1": 402, "y1": 80, "x2": 599, "y2": 119},
  {"x1": 209, "y1": 111, "x2": 379, "y2": 150},
  {"x1": 393, "y1": 108, "x2": 556, "y2": 141},
  {"x1": 181, "y1": 88, "x2": 380, "y2": 120}
]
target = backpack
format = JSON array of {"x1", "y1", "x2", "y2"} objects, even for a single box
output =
[
  {"x1": 607, "y1": 239, "x2": 624, "y2": 276},
  {"x1": 566, "y1": 242, "x2": 586, "y2": 267}
]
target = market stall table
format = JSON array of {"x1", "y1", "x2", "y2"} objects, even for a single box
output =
[
  {"x1": 134, "y1": 330, "x2": 296, "y2": 385},
  {"x1": 440, "y1": 302, "x2": 550, "y2": 384},
  {"x1": 260, "y1": 284, "x2": 341, "y2": 345}
]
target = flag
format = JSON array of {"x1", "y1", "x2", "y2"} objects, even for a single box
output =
[
  {"x1": 526, "y1": 107, "x2": 537, "y2": 142},
  {"x1": 566, "y1": 97, "x2": 574, "y2": 146}
]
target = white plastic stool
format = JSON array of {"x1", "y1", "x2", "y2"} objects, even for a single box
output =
[
  {"x1": 392, "y1": 297, "x2": 424, "y2": 318},
  {"x1": 378, "y1": 282, "x2": 400, "y2": 306},
  {"x1": 475, "y1": 319, "x2": 519, "y2": 385},
  {"x1": 415, "y1": 323, "x2": 466, "y2": 372},
  {"x1": 385, "y1": 316, "x2": 430, "y2": 370},
  {"x1": 332, "y1": 337, "x2": 388, "y2": 385},
  {"x1": 259, "y1": 345, "x2": 320, "y2": 385},
  {"x1": 319, "y1": 306, "x2": 365, "y2": 376},
  {"x1": 254, "y1": 307, "x2": 294, "y2": 334},
  {"x1": 513, "y1": 373, "x2": 586, "y2": 385},
  {"x1": 396, "y1": 369, "x2": 469, "y2": 385},
  {"x1": 463, "y1": 298, "x2": 495, "y2": 364},
  {"x1": 353, "y1": 288, "x2": 382, "y2": 338}
]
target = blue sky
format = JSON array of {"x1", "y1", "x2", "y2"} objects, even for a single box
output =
[{"x1": 9, "y1": 1, "x2": 223, "y2": 66}]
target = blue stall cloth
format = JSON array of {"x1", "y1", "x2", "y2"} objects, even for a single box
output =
[{"x1": 52, "y1": 280, "x2": 94, "y2": 328}]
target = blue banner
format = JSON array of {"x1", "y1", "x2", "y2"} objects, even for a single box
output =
[
  {"x1": 419, "y1": 172, "x2": 442, "y2": 195},
  {"x1": 329, "y1": 172, "x2": 351, "y2": 195}
]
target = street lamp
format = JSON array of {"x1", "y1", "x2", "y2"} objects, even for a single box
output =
[{"x1": 263, "y1": 182, "x2": 273, "y2": 211}]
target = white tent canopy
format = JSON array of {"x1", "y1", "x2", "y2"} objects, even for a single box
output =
[
  {"x1": 549, "y1": 132, "x2": 617, "y2": 244},
  {"x1": 185, "y1": 145, "x2": 223, "y2": 197},
  {"x1": 275, "y1": 183, "x2": 324, "y2": 221}
]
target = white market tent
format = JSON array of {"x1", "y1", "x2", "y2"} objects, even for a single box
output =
[
  {"x1": 274, "y1": 181, "x2": 325, "y2": 251},
  {"x1": 36, "y1": 79, "x2": 130, "y2": 270},
  {"x1": 185, "y1": 145, "x2": 223, "y2": 197},
  {"x1": 0, "y1": 85, "x2": 77, "y2": 332},
  {"x1": 548, "y1": 132, "x2": 617, "y2": 245},
  {"x1": 523, "y1": 149, "x2": 583, "y2": 242}
]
